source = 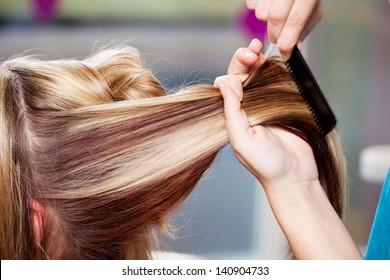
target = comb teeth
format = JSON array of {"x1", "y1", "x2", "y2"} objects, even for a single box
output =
[
  {"x1": 285, "y1": 62, "x2": 324, "y2": 133},
  {"x1": 285, "y1": 46, "x2": 337, "y2": 136}
]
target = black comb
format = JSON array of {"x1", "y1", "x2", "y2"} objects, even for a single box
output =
[{"x1": 285, "y1": 45, "x2": 336, "y2": 136}]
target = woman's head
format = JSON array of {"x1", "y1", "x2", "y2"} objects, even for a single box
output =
[{"x1": 0, "y1": 46, "x2": 346, "y2": 259}]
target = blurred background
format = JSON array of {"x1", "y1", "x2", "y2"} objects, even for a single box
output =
[{"x1": 0, "y1": 0, "x2": 389, "y2": 259}]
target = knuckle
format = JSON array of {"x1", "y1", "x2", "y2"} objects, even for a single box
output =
[
  {"x1": 228, "y1": 48, "x2": 247, "y2": 74},
  {"x1": 223, "y1": 76, "x2": 235, "y2": 87},
  {"x1": 268, "y1": 12, "x2": 286, "y2": 26},
  {"x1": 277, "y1": 42, "x2": 292, "y2": 55},
  {"x1": 235, "y1": 48, "x2": 246, "y2": 59},
  {"x1": 214, "y1": 75, "x2": 227, "y2": 86},
  {"x1": 228, "y1": 75, "x2": 242, "y2": 85},
  {"x1": 215, "y1": 75, "x2": 240, "y2": 87},
  {"x1": 255, "y1": 9, "x2": 267, "y2": 21},
  {"x1": 246, "y1": 0, "x2": 256, "y2": 10},
  {"x1": 286, "y1": 12, "x2": 305, "y2": 29}
]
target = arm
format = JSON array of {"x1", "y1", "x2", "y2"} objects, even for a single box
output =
[
  {"x1": 266, "y1": 181, "x2": 362, "y2": 259},
  {"x1": 215, "y1": 40, "x2": 363, "y2": 259}
]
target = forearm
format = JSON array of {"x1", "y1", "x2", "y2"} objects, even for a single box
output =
[{"x1": 264, "y1": 180, "x2": 363, "y2": 260}]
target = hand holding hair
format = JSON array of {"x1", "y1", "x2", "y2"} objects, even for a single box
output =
[
  {"x1": 1, "y1": 39, "x2": 355, "y2": 259},
  {"x1": 246, "y1": 0, "x2": 322, "y2": 60},
  {"x1": 216, "y1": 39, "x2": 363, "y2": 260},
  {"x1": 215, "y1": 38, "x2": 319, "y2": 191}
]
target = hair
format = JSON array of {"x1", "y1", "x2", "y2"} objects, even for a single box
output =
[{"x1": 0, "y1": 46, "x2": 347, "y2": 259}]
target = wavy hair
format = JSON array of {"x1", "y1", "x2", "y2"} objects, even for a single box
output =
[{"x1": 0, "y1": 46, "x2": 347, "y2": 259}]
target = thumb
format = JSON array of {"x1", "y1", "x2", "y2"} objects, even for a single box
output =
[{"x1": 220, "y1": 83, "x2": 253, "y2": 148}]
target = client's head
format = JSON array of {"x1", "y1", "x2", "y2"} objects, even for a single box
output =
[{"x1": 0, "y1": 46, "x2": 346, "y2": 259}]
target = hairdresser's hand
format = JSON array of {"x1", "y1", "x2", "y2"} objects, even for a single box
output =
[
  {"x1": 226, "y1": 38, "x2": 264, "y2": 84},
  {"x1": 221, "y1": 83, "x2": 319, "y2": 191},
  {"x1": 246, "y1": 0, "x2": 322, "y2": 60},
  {"x1": 218, "y1": 85, "x2": 362, "y2": 261},
  {"x1": 215, "y1": 39, "x2": 319, "y2": 192},
  {"x1": 215, "y1": 38, "x2": 264, "y2": 100},
  {"x1": 215, "y1": 42, "x2": 363, "y2": 260}
]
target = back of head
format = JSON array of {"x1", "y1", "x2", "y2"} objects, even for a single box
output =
[
  {"x1": 0, "y1": 46, "x2": 347, "y2": 259},
  {"x1": 0, "y1": 47, "x2": 170, "y2": 259}
]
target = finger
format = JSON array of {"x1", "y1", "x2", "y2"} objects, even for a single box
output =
[
  {"x1": 246, "y1": 0, "x2": 257, "y2": 10},
  {"x1": 227, "y1": 48, "x2": 258, "y2": 80},
  {"x1": 299, "y1": 1, "x2": 322, "y2": 41},
  {"x1": 219, "y1": 83, "x2": 253, "y2": 148},
  {"x1": 214, "y1": 75, "x2": 243, "y2": 101},
  {"x1": 277, "y1": 0, "x2": 317, "y2": 60},
  {"x1": 267, "y1": 0, "x2": 294, "y2": 44},
  {"x1": 254, "y1": 0, "x2": 273, "y2": 22},
  {"x1": 248, "y1": 38, "x2": 263, "y2": 54},
  {"x1": 227, "y1": 39, "x2": 262, "y2": 79}
]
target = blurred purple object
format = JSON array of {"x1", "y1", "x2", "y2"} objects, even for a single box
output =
[
  {"x1": 32, "y1": 0, "x2": 60, "y2": 22},
  {"x1": 237, "y1": 7, "x2": 268, "y2": 42}
]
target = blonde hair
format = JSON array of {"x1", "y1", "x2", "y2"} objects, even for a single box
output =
[{"x1": 0, "y1": 46, "x2": 347, "y2": 259}]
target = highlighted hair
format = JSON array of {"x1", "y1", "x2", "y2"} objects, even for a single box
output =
[{"x1": 0, "y1": 46, "x2": 346, "y2": 259}]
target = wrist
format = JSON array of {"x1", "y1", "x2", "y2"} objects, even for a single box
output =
[
  {"x1": 261, "y1": 179, "x2": 324, "y2": 204},
  {"x1": 260, "y1": 179, "x2": 363, "y2": 259},
  {"x1": 261, "y1": 179, "x2": 331, "y2": 229}
]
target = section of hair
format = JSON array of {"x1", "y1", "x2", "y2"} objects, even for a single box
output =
[{"x1": 0, "y1": 47, "x2": 346, "y2": 259}]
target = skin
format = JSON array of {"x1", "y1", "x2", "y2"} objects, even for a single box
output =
[
  {"x1": 215, "y1": 39, "x2": 363, "y2": 259},
  {"x1": 245, "y1": 0, "x2": 322, "y2": 60},
  {"x1": 27, "y1": 38, "x2": 363, "y2": 259}
]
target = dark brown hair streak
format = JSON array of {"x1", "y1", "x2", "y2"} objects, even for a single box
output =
[{"x1": 0, "y1": 47, "x2": 346, "y2": 259}]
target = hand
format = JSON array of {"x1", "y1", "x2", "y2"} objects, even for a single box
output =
[
  {"x1": 215, "y1": 39, "x2": 319, "y2": 192},
  {"x1": 215, "y1": 41, "x2": 363, "y2": 260},
  {"x1": 215, "y1": 38, "x2": 263, "y2": 101},
  {"x1": 246, "y1": 0, "x2": 322, "y2": 60}
]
